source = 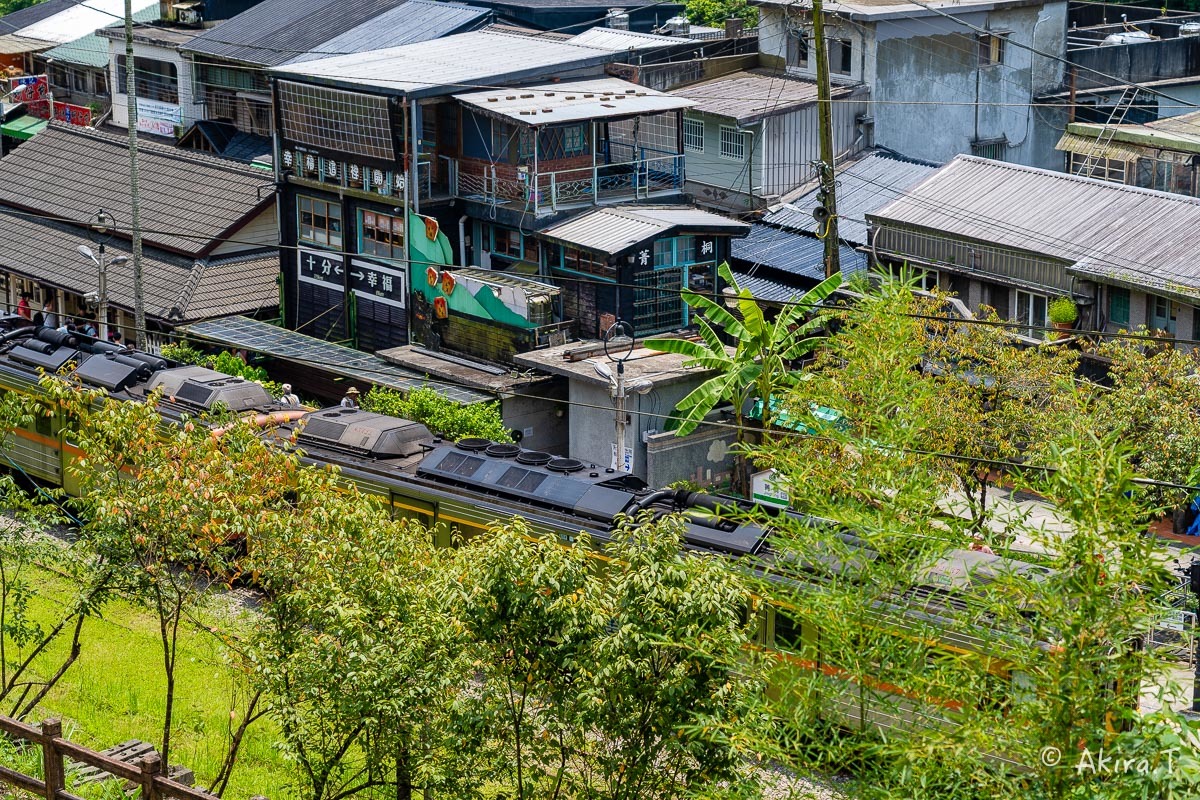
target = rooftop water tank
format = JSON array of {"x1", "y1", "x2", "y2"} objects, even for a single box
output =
[
  {"x1": 663, "y1": 14, "x2": 690, "y2": 36},
  {"x1": 1101, "y1": 31, "x2": 1155, "y2": 46},
  {"x1": 605, "y1": 8, "x2": 629, "y2": 29}
]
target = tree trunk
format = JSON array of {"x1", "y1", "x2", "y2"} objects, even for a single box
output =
[{"x1": 396, "y1": 739, "x2": 413, "y2": 800}]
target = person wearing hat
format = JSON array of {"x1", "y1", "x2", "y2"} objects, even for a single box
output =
[
  {"x1": 340, "y1": 386, "x2": 360, "y2": 409},
  {"x1": 279, "y1": 383, "x2": 300, "y2": 407}
]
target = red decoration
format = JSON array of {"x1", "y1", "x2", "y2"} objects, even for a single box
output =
[
  {"x1": 441, "y1": 271, "x2": 456, "y2": 296},
  {"x1": 433, "y1": 297, "x2": 448, "y2": 319},
  {"x1": 425, "y1": 266, "x2": 439, "y2": 287}
]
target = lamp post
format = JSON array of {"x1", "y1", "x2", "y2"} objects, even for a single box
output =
[
  {"x1": 594, "y1": 320, "x2": 653, "y2": 474},
  {"x1": 77, "y1": 210, "x2": 128, "y2": 339}
]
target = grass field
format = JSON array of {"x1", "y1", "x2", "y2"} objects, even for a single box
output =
[{"x1": 3, "y1": 566, "x2": 296, "y2": 800}]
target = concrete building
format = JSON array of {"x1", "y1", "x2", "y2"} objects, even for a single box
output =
[
  {"x1": 754, "y1": 0, "x2": 1069, "y2": 169},
  {"x1": 868, "y1": 154, "x2": 1200, "y2": 346},
  {"x1": 98, "y1": 22, "x2": 205, "y2": 137},
  {"x1": 1056, "y1": 111, "x2": 1200, "y2": 196}
]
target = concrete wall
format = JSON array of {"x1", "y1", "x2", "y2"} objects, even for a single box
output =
[
  {"x1": 684, "y1": 113, "x2": 759, "y2": 204},
  {"x1": 1071, "y1": 36, "x2": 1200, "y2": 91},
  {"x1": 759, "y1": 3, "x2": 1068, "y2": 169},
  {"x1": 567, "y1": 377, "x2": 704, "y2": 482},
  {"x1": 645, "y1": 424, "x2": 737, "y2": 490},
  {"x1": 502, "y1": 385, "x2": 569, "y2": 455},
  {"x1": 109, "y1": 39, "x2": 204, "y2": 136}
]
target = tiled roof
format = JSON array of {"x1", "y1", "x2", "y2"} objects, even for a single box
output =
[
  {"x1": 0, "y1": 210, "x2": 278, "y2": 322},
  {"x1": 672, "y1": 69, "x2": 851, "y2": 125},
  {"x1": 0, "y1": 124, "x2": 273, "y2": 256}
]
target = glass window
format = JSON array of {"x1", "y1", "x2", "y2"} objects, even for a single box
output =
[
  {"x1": 683, "y1": 117, "x2": 704, "y2": 152},
  {"x1": 978, "y1": 33, "x2": 1007, "y2": 66},
  {"x1": 676, "y1": 236, "x2": 697, "y2": 265},
  {"x1": 719, "y1": 125, "x2": 746, "y2": 161},
  {"x1": 1108, "y1": 286, "x2": 1130, "y2": 326},
  {"x1": 298, "y1": 195, "x2": 342, "y2": 248},
  {"x1": 116, "y1": 56, "x2": 178, "y2": 103},
  {"x1": 359, "y1": 210, "x2": 404, "y2": 260},
  {"x1": 1151, "y1": 295, "x2": 1177, "y2": 335},
  {"x1": 1015, "y1": 290, "x2": 1047, "y2": 338},
  {"x1": 830, "y1": 39, "x2": 853, "y2": 75},
  {"x1": 787, "y1": 33, "x2": 809, "y2": 69},
  {"x1": 633, "y1": 266, "x2": 685, "y2": 334},
  {"x1": 653, "y1": 239, "x2": 673, "y2": 267}
]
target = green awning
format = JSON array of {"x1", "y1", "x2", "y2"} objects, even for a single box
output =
[
  {"x1": 2, "y1": 116, "x2": 47, "y2": 141},
  {"x1": 749, "y1": 396, "x2": 846, "y2": 434}
]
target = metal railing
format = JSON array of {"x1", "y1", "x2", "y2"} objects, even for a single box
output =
[{"x1": 452, "y1": 154, "x2": 685, "y2": 214}]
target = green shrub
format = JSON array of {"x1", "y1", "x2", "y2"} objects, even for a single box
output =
[
  {"x1": 361, "y1": 386, "x2": 512, "y2": 442},
  {"x1": 1048, "y1": 296, "x2": 1078, "y2": 324},
  {"x1": 162, "y1": 343, "x2": 282, "y2": 397}
]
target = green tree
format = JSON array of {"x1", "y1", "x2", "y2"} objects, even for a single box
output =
[
  {"x1": 448, "y1": 515, "x2": 759, "y2": 800},
  {"x1": 686, "y1": 0, "x2": 758, "y2": 28},
  {"x1": 645, "y1": 263, "x2": 840, "y2": 494},
  {"x1": 360, "y1": 385, "x2": 512, "y2": 442},
  {"x1": 247, "y1": 464, "x2": 469, "y2": 800}
]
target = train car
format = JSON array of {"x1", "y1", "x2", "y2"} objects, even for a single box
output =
[{"x1": 0, "y1": 323, "x2": 1074, "y2": 755}]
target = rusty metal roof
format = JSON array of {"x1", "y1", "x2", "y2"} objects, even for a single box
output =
[
  {"x1": 671, "y1": 69, "x2": 851, "y2": 125},
  {"x1": 870, "y1": 154, "x2": 1200, "y2": 298}
]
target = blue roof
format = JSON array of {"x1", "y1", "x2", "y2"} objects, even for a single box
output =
[
  {"x1": 185, "y1": 0, "x2": 489, "y2": 67},
  {"x1": 731, "y1": 224, "x2": 865, "y2": 282}
]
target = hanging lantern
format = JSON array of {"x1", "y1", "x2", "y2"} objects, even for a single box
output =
[
  {"x1": 441, "y1": 270, "x2": 456, "y2": 296},
  {"x1": 434, "y1": 296, "x2": 448, "y2": 319},
  {"x1": 426, "y1": 266, "x2": 440, "y2": 286}
]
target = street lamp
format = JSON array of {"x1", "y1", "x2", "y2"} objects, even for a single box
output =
[
  {"x1": 77, "y1": 210, "x2": 127, "y2": 339},
  {"x1": 595, "y1": 321, "x2": 653, "y2": 474}
]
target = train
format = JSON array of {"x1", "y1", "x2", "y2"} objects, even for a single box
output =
[{"x1": 0, "y1": 319, "x2": 1074, "y2": 752}]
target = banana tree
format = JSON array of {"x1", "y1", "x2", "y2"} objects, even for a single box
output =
[{"x1": 645, "y1": 263, "x2": 841, "y2": 493}]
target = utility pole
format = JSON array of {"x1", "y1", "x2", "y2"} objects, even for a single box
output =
[
  {"x1": 124, "y1": 0, "x2": 146, "y2": 349},
  {"x1": 810, "y1": 0, "x2": 841, "y2": 277}
]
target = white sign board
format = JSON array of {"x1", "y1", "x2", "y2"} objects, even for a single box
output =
[
  {"x1": 610, "y1": 443, "x2": 634, "y2": 474},
  {"x1": 751, "y1": 469, "x2": 790, "y2": 509}
]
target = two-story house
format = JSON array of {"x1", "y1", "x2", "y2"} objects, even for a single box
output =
[
  {"x1": 754, "y1": 0, "x2": 1069, "y2": 169},
  {"x1": 269, "y1": 27, "x2": 733, "y2": 355}
]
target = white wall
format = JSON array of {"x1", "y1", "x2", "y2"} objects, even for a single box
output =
[{"x1": 107, "y1": 38, "x2": 204, "y2": 136}]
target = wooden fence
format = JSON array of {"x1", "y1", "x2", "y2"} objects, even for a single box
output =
[{"x1": 0, "y1": 716, "x2": 219, "y2": 800}]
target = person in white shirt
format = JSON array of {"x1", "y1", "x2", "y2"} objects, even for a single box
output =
[
  {"x1": 340, "y1": 386, "x2": 360, "y2": 408},
  {"x1": 279, "y1": 383, "x2": 300, "y2": 406}
]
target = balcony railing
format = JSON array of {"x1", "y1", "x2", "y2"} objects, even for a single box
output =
[{"x1": 454, "y1": 154, "x2": 685, "y2": 214}]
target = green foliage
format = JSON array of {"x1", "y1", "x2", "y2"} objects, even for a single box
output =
[
  {"x1": 749, "y1": 280, "x2": 1193, "y2": 800},
  {"x1": 0, "y1": 0, "x2": 43, "y2": 16},
  {"x1": 1047, "y1": 296, "x2": 1078, "y2": 325},
  {"x1": 686, "y1": 0, "x2": 758, "y2": 28},
  {"x1": 360, "y1": 385, "x2": 512, "y2": 442},
  {"x1": 448, "y1": 514, "x2": 761, "y2": 800},
  {"x1": 161, "y1": 343, "x2": 281, "y2": 397},
  {"x1": 646, "y1": 263, "x2": 841, "y2": 437}
]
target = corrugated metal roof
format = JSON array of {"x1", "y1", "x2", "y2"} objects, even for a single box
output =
[
  {"x1": 731, "y1": 225, "x2": 864, "y2": 281},
  {"x1": 672, "y1": 69, "x2": 849, "y2": 125},
  {"x1": 0, "y1": 0, "x2": 77, "y2": 32},
  {"x1": 181, "y1": 315, "x2": 491, "y2": 404},
  {"x1": 0, "y1": 34, "x2": 53, "y2": 54},
  {"x1": 42, "y1": 6, "x2": 159, "y2": 68},
  {"x1": 870, "y1": 154, "x2": 1200, "y2": 297},
  {"x1": 272, "y1": 29, "x2": 615, "y2": 96},
  {"x1": 770, "y1": 151, "x2": 940, "y2": 245},
  {"x1": 1147, "y1": 111, "x2": 1200, "y2": 136},
  {"x1": 566, "y1": 27, "x2": 687, "y2": 50},
  {"x1": 11, "y1": 0, "x2": 157, "y2": 45},
  {"x1": 0, "y1": 124, "x2": 273, "y2": 257},
  {"x1": 539, "y1": 205, "x2": 749, "y2": 255},
  {"x1": 186, "y1": 0, "x2": 418, "y2": 66},
  {"x1": 1054, "y1": 131, "x2": 1147, "y2": 162},
  {"x1": 731, "y1": 271, "x2": 807, "y2": 304},
  {"x1": 286, "y1": 0, "x2": 490, "y2": 63},
  {"x1": 455, "y1": 78, "x2": 692, "y2": 125}
]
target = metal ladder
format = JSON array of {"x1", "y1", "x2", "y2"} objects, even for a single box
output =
[{"x1": 1076, "y1": 86, "x2": 1140, "y2": 181}]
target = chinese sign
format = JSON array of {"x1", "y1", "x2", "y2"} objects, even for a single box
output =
[
  {"x1": 751, "y1": 469, "x2": 790, "y2": 509},
  {"x1": 48, "y1": 103, "x2": 92, "y2": 126},
  {"x1": 298, "y1": 248, "x2": 345, "y2": 291},
  {"x1": 134, "y1": 98, "x2": 182, "y2": 136},
  {"x1": 9, "y1": 75, "x2": 47, "y2": 104},
  {"x1": 350, "y1": 258, "x2": 406, "y2": 310}
]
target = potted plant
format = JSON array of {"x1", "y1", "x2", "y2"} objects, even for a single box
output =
[{"x1": 1048, "y1": 296, "x2": 1078, "y2": 335}]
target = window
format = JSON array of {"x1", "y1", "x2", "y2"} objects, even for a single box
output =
[
  {"x1": 1015, "y1": 290, "x2": 1047, "y2": 338},
  {"x1": 887, "y1": 265, "x2": 939, "y2": 291},
  {"x1": 561, "y1": 247, "x2": 612, "y2": 277},
  {"x1": 683, "y1": 117, "x2": 704, "y2": 152},
  {"x1": 298, "y1": 195, "x2": 342, "y2": 248},
  {"x1": 116, "y1": 56, "x2": 178, "y2": 104},
  {"x1": 71, "y1": 69, "x2": 89, "y2": 94},
  {"x1": 537, "y1": 124, "x2": 586, "y2": 159},
  {"x1": 481, "y1": 222, "x2": 525, "y2": 259},
  {"x1": 719, "y1": 125, "x2": 747, "y2": 161},
  {"x1": 1151, "y1": 295, "x2": 1177, "y2": 335},
  {"x1": 1069, "y1": 151, "x2": 1127, "y2": 184},
  {"x1": 830, "y1": 39, "x2": 853, "y2": 75},
  {"x1": 978, "y1": 33, "x2": 1007, "y2": 66},
  {"x1": 359, "y1": 210, "x2": 404, "y2": 260},
  {"x1": 653, "y1": 239, "x2": 673, "y2": 267},
  {"x1": 787, "y1": 32, "x2": 809, "y2": 68},
  {"x1": 971, "y1": 138, "x2": 1009, "y2": 162},
  {"x1": 1108, "y1": 286, "x2": 1130, "y2": 326},
  {"x1": 48, "y1": 64, "x2": 68, "y2": 90},
  {"x1": 95, "y1": 70, "x2": 107, "y2": 96},
  {"x1": 633, "y1": 266, "x2": 685, "y2": 334}
]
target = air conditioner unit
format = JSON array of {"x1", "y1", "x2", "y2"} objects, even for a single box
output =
[{"x1": 177, "y1": 8, "x2": 201, "y2": 23}]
